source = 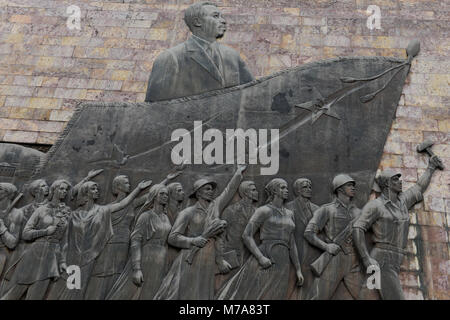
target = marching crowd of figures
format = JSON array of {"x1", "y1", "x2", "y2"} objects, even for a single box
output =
[{"x1": 0, "y1": 154, "x2": 443, "y2": 300}]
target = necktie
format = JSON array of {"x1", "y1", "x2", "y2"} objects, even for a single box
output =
[{"x1": 209, "y1": 44, "x2": 223, "y2": 75}]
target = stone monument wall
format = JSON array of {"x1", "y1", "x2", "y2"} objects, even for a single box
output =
[{"x1": 0, "y1": 0, "x2": 448, "y2": 299}]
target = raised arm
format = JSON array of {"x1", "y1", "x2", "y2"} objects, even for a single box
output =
[
  {"x1": 159, "y1": 169, "x2": 184, "y2": 186},
  {"x1": 108, "y1": 180, "x2": 152, "y2": 213},
  {"x1": 71, "y1": 169, "x2": 104, "y2": 200},
  {"x1": 216, "y1": 165, "x2": 246, "y2": 215},
  {"x1": 417, "y1": 156, "x2": 442, "y2": 193}
]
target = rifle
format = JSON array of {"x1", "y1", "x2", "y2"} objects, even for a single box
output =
[
  {"x1": 310, "y1": 217, "x2": 357, "y2": 277},
  {"x1": 4, "y1": 193, "x2": 23, "y2": 216}
]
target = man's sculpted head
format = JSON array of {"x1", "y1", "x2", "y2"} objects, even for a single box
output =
[
  {"x1": 238, "y1": 181, "x2": 258, "y2": 202},
  {"x1": 112, "y1": 175, "x2": 131, "y2": 196},
  {"x1": 184, "y1": 2, "x2": 226, "y2": 41},
  {"x1": 293, "y1": 178, "x2": 312, "y2": 199},
  {"x1": 167, "y1": 182, "x2": 185, "y2": 202}
]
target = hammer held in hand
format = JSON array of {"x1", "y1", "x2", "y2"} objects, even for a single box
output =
[{"x1": 416, "y1": 140, "x2": 445, "y2": 170}]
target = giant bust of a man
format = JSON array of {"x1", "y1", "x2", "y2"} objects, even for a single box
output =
[{"x1": 145, "y1": 2, "x2": 254, "y2": 102}]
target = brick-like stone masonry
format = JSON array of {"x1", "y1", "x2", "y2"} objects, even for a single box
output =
[{"x1": 0, "y1": 0, "x2": 448, "y2": 299}]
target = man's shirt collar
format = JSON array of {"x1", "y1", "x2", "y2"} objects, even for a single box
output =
[
  {"x1": 192, "y1": 34, "x2": 215, "y2": 50},
  {"x1": 379, "y1": 192, "x2": 402, "y2": 210},
  {"x1": 333, "y1": 197, "x2": 355, "y2": 210}
]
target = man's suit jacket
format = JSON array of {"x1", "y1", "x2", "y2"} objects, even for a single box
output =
[{"x1": 145, "y1": 36, "x2": 254, "y2": 102}]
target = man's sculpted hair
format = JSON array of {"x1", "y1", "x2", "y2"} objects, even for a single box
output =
[
  {"x1": 28, "y1": 179, "x2": 47, "y2": 198},
  {"x1": 184, "y1": 2, "x2": 218, "y2": 32},
  {"x1": 293, "y1": 178, "x2": 311, "y2": 197},
  {"x1": 112, "y1": 175, "x2": 128, "y2": 196},
  {"x1": 167, "y1": 182, "x2": 182, "y2": 197},
  {"x1": 238, "y1": 181, "x2": 255, "y2": 199}
]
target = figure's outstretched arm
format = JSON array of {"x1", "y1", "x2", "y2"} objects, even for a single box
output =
[
  {"x1": 109, "y1": 180, "x2": 152, "y2": 213},
  {"x1": 216, "y1": 165, "x2": 247, "y2": 215},
  {"x1": 417, "y1": 156, "x2": 442, "y2": 193},
  {"x1": 70, "y1": 169, "x2": 104, "y2": 201}
]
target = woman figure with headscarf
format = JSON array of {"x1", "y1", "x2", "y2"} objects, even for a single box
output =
[
  {"x1": 217, "y1": 178, "x2": 304, "y2": 300},
  {"x1": 57, "y1": 177, "x2": 151, "y2": 300},
  {"x1": 107, "y1": 184, "x2": 171, "y2": 300},
  {"x1": 1, "y1": 180, "x2": 72, "y2": 300}
]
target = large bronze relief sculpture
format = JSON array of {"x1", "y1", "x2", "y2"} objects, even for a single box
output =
[{"x1": 0, "y1": 2, "x2": 445, "y2": 300}]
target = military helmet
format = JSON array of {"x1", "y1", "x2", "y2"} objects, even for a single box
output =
[{"x1": 332, "y1": 174, "x2": 355, "y2": 192}]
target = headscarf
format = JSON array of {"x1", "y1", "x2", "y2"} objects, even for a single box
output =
[
  {"x1": 140, "y1": 184, "x2": 167, "y2": 212},
  {"x1": 75, "y1": 181, "x2": 97, "y2": 206}
]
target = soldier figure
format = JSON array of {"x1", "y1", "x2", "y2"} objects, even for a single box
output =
[
  {"x1": 286, "y1": 178, "x2": 321, "y2": 300},
  {"x1": 304, "y1": 174, "x2": 363, "y2": 300},
  {"x1": 353, "y1": 156, "x2": 443, "y2": 300}
]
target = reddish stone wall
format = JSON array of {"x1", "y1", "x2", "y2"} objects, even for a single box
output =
[{"x1": 0, "y1": 0, "x2": 448, "y2": 299}]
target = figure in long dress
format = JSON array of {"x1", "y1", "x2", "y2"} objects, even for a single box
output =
[
  {"x1": 0, "y1": 179, "x2": 49, "y2": 294},
  {"x1": 0, "y1": 183, "x2": 22, "y2": 278},
  {"x1": 1, "y1": 180, "x2": 71, "y2": 300},
  {"x1": 56, "y1": 177, "x2": 151, "y2": 299},
  {"x1": 107, "y1": 184, "x2": 171, "y2": 300},
  {"x1": 165, "y1": 182, "x2": 185, "y2": 266},
  {"x1": 84, "y1": 175, "x2": 142, "y2": 300},
  {"x1": 83, "y1": 168, "x2": 183, "y2": 300},
  {"x1": 216, "y1": 178, "x2": 304, "y2": 300},
  {"x1": 154, "y1": 165, "x2": 246, "y2": 300}
]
